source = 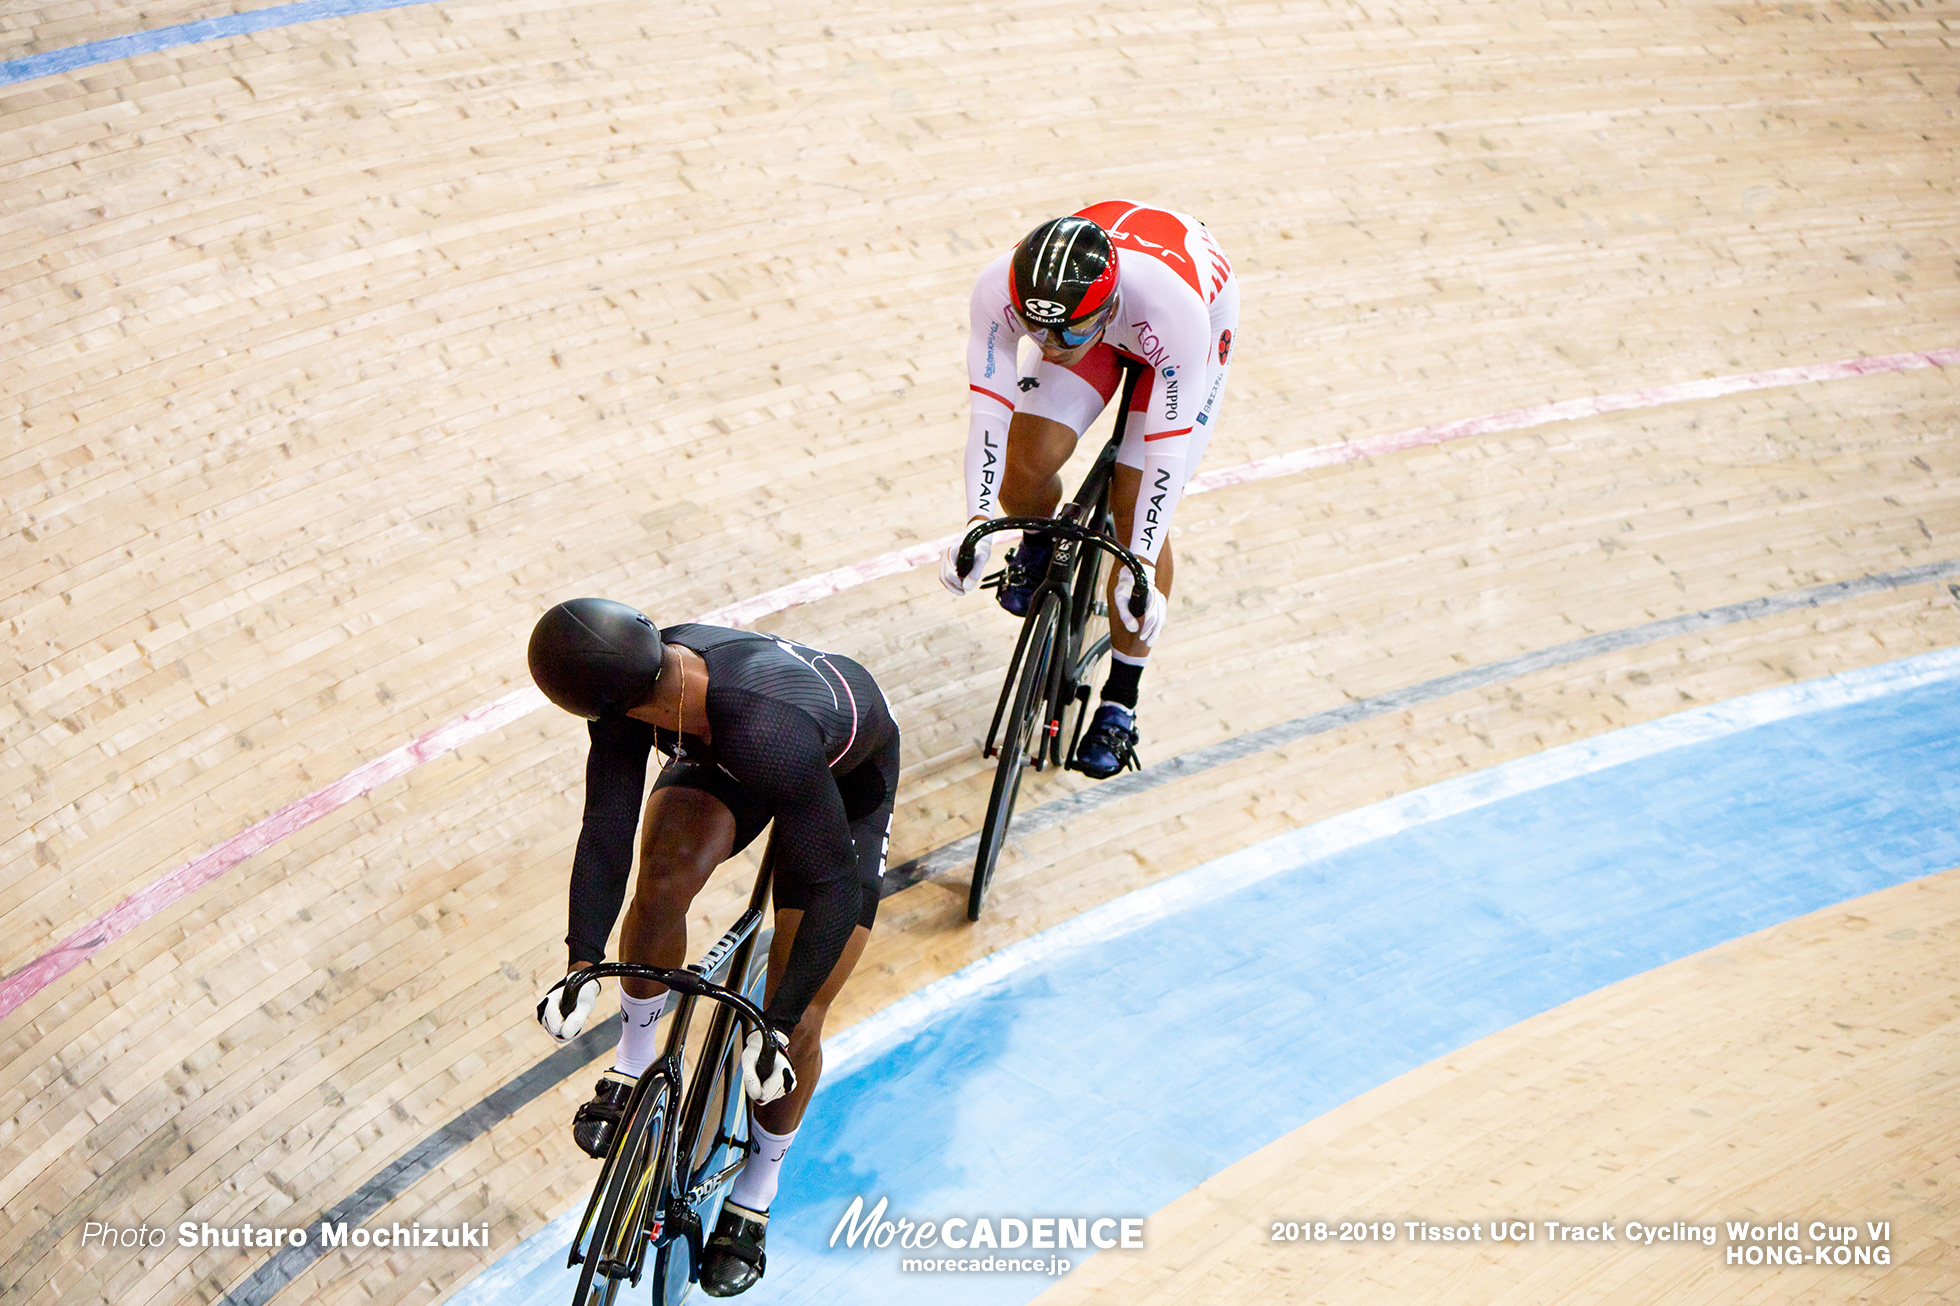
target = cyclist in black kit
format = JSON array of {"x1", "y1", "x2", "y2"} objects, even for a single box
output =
[{"x1": 526, "y1": 597, "x2": 899, "y2": 1298}]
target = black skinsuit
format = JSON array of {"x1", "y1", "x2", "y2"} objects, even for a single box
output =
[{"x1": 564, "y1": 624, "x2": 899, "y2": 1030}]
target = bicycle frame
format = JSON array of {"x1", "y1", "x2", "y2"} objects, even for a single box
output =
[{"x1": 561, "y1": 860, "x2": 774, "y2": 1289}]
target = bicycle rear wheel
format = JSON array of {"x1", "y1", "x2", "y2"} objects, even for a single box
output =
[
  {"x1": 573, "y1": 1072, "x2": 673, "y2": 1306},
  {"x1": 970, "y1": 590, "x2": 1061, "y2": 920}
]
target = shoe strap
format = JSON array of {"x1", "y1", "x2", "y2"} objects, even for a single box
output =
[{"x1": 708, "y1": 1214, "x2": 768, "y2": 1269}]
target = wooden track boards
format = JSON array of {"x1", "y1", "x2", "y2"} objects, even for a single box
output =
[{"x1": 2, "y1": 0, "x2": 1957, "y2": 1303}]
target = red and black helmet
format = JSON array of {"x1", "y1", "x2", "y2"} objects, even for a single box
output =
[{"x1": 1009, "y1": 216, "x2": 1118, "y2": 347}]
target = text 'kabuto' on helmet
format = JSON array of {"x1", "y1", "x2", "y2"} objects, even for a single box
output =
[{"x1": 1009, "y1": 215, "x2": 1118, "y2": 348}]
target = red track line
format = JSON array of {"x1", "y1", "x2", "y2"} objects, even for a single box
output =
[
  {"x1": 4, "y1": 345, "x2": 1952, "y2": 1022},
  {"x1": 1186, "y1": 348, "x2": 1960, "y2": 494}
]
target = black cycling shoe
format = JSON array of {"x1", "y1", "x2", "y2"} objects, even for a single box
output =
[
  {"x1": 571, "y1": 1070, "x2": 636, "y2": 1159},
  {"x1": 1072, "y1": 703, "x2": 1139, "y2": 779},
  {"x1": 699, "y1": 1202, "x2": 768, "y2": 1297},
  {"x1": 996, "y1": 532, "x2": 1055, "y2": 617}
]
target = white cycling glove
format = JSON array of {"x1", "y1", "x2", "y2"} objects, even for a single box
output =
[
  {"x1": 939, "y1": 519, "x2": 991, "y2": 596},
  {"x1": 1112, "y1": 564, "x2": 1169, "y2": 645},
  {"x1": 741, "y1": 1026, "x2": 798, "y2": 1104},
  {"x1": 536, "y1": 972, "x2": 599, "y2": 1044}
]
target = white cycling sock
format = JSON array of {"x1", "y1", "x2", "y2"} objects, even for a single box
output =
[
  {"x1": 727, "y1": 1116, "x2": 799, "y2": 1214},
  {"x1": 612, "y1": 990, "x2": 676, "y2": 1078}
]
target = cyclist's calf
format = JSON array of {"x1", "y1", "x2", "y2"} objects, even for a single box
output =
[
  {"x1": 756, "y1": 917, "x2": 872, "y2": 1134},
  {"x1": 1106, "y1": 463, "x2": 1173, "y2": 658}
]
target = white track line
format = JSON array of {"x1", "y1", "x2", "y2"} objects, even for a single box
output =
[{"x1": 821, "y1": 645, "x2": 1960, "y2": 1075}]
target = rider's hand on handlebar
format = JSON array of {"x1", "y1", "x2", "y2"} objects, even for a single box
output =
[
  {"x1": 536, "y1": 970, "x2": 599, "y2": 1044},
  {"x1": 741, "y1": 1026, "x2": 797, "y2": 1104},
  {"x1": 1113, "y1": 562, "x2": 1169, "y2": 645},
  {"x1": 940, "y1": 517, "x2": 991, "y2": 596}
]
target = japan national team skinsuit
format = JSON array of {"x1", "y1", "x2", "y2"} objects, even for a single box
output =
[{"x1": 946, "y1": 201, "x2": 1240, "y2": 774}]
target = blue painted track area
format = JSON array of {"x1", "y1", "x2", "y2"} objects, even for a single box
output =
[
  {"x1": 459, "y1": 650, "x2": 1960, "y2": 1306},
  {"x1": 0, "y1": 0, "x2": 440, "y2": 86}
]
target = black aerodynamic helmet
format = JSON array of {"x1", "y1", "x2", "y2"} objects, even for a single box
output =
[
  {"x1": 527, "y1": 597, "x2": 665, "y2": 719},
  {"x1": 1009, "y1": 215, "x2": 1119, "y2": 347}
]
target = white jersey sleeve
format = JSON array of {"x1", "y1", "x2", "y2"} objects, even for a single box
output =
[{"x1": 962, "y1": 254, "x2": 1022, "y2": 522}]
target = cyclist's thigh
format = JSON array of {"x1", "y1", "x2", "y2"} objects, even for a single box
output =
[
  {"x1": 842, "y1": 799, "x2": 893, "y2": 932},
  {"x1": 630, "y1": 788, "x2": 737, "y2": 910},
  {"x1": 648, "y1": 758, "x2": 769, "y2": 859},
  {"x1": 770, "y1": 732, "x2": 897, "y2": 934},
  {"x1": 1005, "y1": 410, "x2": 1080, "y2": 484},
  {"x1": 843, "y1": 729, "x2": 901, "y2": 931}
]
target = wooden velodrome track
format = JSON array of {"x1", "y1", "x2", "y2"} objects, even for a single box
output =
[{"x1": 4, "y1": 0, "x2": 1957, "y2": 1303}]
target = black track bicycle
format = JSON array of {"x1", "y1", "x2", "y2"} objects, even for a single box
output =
[
  {"x1": 553, "y1": 865, "x2": 776, "y2": 1306},
  {"x1": 957, "y1": 360, "x2": 1153, "y2": 920}
]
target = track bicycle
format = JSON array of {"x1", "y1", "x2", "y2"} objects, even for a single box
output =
[
  {"x1": 956, "y1": 359, "x2": 1154, "y2": 920},
  {"x1": 553, "y1": 864, "x2": 776, "y2": 1306}
]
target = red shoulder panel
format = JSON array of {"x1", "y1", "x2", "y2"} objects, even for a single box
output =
[{"x1": 1072, "y1": 201, "x2": 1204, "y2": 297}]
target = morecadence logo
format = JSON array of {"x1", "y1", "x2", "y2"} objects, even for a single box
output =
[{"x1": 830, "y1": 1194, "x2": 1144, "y2": 1276}]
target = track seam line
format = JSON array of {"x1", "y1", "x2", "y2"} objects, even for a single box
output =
[{"x1": 4, "y1": 345, "x2": 1952, "y2": 1022}]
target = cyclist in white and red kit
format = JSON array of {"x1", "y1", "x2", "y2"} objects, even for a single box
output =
[{"x1": 941, "y1": 202, "x2": 1239, "y2": 775}]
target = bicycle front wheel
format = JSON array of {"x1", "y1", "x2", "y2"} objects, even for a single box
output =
[
  {"x1": 664, "y1": 930, "x2": 772, "y2": 1305},
  {"x1": 574, "y1": 1071, "x2": 674, "y2": 1306},
  {"x1": 971, "y1": 591, "x2": 1061, "y2": 920},
  {"x1": 1060, "y1": 537, "x2": 1112, "y2": 767}
]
